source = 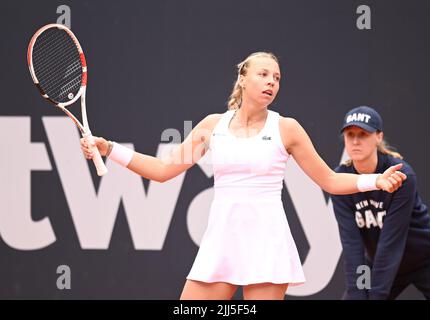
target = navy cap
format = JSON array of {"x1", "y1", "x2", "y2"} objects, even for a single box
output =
[{"x1": 341, "y1": 106, "x2": 383, "y2": 133}]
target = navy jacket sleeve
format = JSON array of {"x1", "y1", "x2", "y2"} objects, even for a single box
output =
[
  {"x1": 332, "y1": 193, "x2": 368, "y2": 299},
  {"x1": 368, "y1": 173, "x2": 417, "y2": 300}
]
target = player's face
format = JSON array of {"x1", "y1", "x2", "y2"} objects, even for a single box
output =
[
  {"x1": 240, "y1": 57, "x2": 281, "y2": 107},
  {"x1": 343, "y1": 126, "x2": 383, "y2": 162}
]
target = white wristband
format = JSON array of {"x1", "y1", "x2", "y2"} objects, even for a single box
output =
[
  {"x1": 357, "y1": 174, "x2": 380, "y2": 192},
  {"x1": 108, "y1": 142, "x2": 134, "y2": 167}
]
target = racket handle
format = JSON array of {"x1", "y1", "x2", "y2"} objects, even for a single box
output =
[{"x1": 85, "y1": 134, "x2": 108, "y2": 176}]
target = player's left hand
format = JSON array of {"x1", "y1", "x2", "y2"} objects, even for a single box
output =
[{"x1": 377, "y1": 163, "x2": 407, "y2": 193}]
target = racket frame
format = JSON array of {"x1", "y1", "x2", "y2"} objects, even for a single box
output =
[{"x1": 27, "y1": 23, "x2": 107, "y2": 176}]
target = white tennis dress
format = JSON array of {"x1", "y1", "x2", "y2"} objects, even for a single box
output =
[{"x1": 186, "y1": 109, "x2": 306, "y2": 285}]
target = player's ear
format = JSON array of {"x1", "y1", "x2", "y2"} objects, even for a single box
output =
[{"x1": 238, "y1": 75, "x2": 245, "y2": 88}]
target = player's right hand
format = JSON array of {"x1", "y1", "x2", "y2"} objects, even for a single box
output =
[{"x1": 80, "y1": 136, "x2": 109, "y2": 158}]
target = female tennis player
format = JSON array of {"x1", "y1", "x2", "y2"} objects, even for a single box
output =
[{"x1": 81, "y1": 52, "x2": 406, "y2": 300}]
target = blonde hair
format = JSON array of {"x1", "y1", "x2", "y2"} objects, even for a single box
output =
[
  {"x1": 227, "y1": 52, "x2": 279, "y2": 110},
  {"x1": 344, "y1": 134, "x2": 403, "y2": 166},
  {"x1": 377, "y1": 138, "x2": 403, "y2": 159}
]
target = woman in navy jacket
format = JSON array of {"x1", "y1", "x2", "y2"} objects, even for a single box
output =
[{"x1": 332, "y1": 106, "x2": 430, "y2": 300}]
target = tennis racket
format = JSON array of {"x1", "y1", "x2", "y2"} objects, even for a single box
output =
[{"x1": 27, "y1": 23, "x2": 107, "y2": 176}]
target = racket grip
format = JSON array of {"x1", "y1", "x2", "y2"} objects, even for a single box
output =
[{"x1": 85, "y1": 134, "x2": 108, "y2": 176}]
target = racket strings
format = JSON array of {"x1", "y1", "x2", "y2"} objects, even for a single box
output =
[
  {"x1": 33, "y1": 30, "x2": 81, "y2": 79},
  {"x1": 34, "y1": 49, "x2": 81, "y2": 101},
  {"x1": 35, "y1": 48, "x2": 80, "y2": 95},
  {"x1": 34, "y1": 37, "x2": 77, "y2": 78},
  {"x1": 32, "y1": 28, "x2": 83, "y2": 103},
  {"x1": 34, "y1": 32, "x2": 82, "y2": 98},
  {"x1": 34, "y1": 37, "x2": 78, "y2": 84}
]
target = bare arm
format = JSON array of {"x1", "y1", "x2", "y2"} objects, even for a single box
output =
[
  {"x1": 82, "y1": 114, "x2": 221, "y2": 182},
  {"x1": 279, "y1": 117, "x2": 406, "y2": 194}
]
